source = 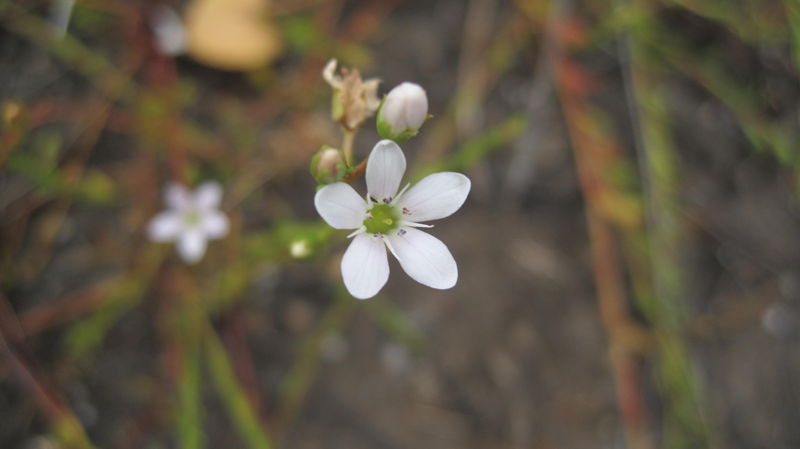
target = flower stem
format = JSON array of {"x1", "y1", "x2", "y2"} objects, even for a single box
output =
[
  {"x1": 341, "y1": 127, "x2": 356, "y2": 167},
  {"x1": 342, "y1": 158, "x2": 367, "y2": 183}
]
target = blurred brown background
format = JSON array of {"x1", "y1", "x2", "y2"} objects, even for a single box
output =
[{"x1": 1, "y1": 0, "x2": 799, "y2": 448}]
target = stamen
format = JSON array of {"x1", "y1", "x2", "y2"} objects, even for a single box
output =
[
  {"x1": 347, "y1": 226, "x2": 366, "y2": 238},
  {"x1": 400, "y1": 220, "x2": 433, "y2": 228},
  {"x1": 392, "y1": 183, "x2": 411, "y2": 205},
  {"x1": 402, "y1": 207, "x2": 411, "y2": 215},
  {"x1": 398, "y1": 229, "x2": 407, "y2": 236}
]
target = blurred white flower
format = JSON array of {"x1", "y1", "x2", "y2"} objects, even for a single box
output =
[
  {"x1": 50, "y1": 0, "x2": 75, "y2": 38},
  {"x1": 289, "y1": 239, "x2": 312, "y2": 259},
  {"x1": 314, "y1": 140, "x2": 470, "y2": 299},
  {"x1": 150, "y1": 5, "x2": 187, "y2": 56},
  {"x1": 148, "y1": 182, "x2": 229, "y2": 263},
  {"x1": 377, "y1": 82, "x2": 428, "y2": 142}
]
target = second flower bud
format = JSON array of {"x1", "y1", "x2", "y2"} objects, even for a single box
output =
[{"x1": 376, "y1": 82, "x2": 428, "y2": 142}]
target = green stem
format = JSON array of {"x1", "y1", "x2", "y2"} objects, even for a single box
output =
[{"x1": 341, "y1": 127, "x2": 355, "y2": 167}]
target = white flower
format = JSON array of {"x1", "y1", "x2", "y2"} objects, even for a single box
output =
[
  {"x1": 377, "y1": 82, "x2": 428, "y2": 141},
  {"x1": 314, "y1": 140, "x2": 470, "y2": 299},
  {"x1": 147, "y1": 181, "x2": 230, "y2": 263},
  {"x1": 150, "y1": 5, "x2": 187, "y2": 56},
  {"x1": 289, "y1": 239, "x2": 312, "y2": 259},
  {"x1": 50, "y1": 0, "x2": 75, "y2": 38}
]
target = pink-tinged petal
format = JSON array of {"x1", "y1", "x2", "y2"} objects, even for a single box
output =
[
  {"x1": 147, "y1": 211, "x2": 183, "y2": 241},
  {"x1": 165, "y1": 183, "x2": 190, "y2": 210},
  {"x1": 177, "y1": 230, "x2": 207, "y2": 263},
  {"x1": 387, "y1": 228, "x2": 457, "y2": 289},
  {"x1": 366, "y1": 140, "x2": 406, "y2": 202},
  {"x1": 341, "y1": 233, "x2": 389, "y2": 299},
  {"x1": 396, "y1": 172, "x2": 470, "y2": 222},
  {"x1": 194, "y1": 181, "x2": 223, "y2": 209},
  {"x1": 314, "y1": 182, "x2": 367, "y2": 229},
  {"x1": 202, "y1": 211, "x2": 229, "y2": 239}
]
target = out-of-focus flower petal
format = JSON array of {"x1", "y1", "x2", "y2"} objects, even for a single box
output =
[
  {"x1": 194, "y1": 181, "x2": 223, "y2": 209},
  {"x1": 202, "y1": 211, "x2": 229, "y2": 238},
  {"x1": 147, "y1": 211, "x2": 184, "y2": 241},
  {"x1": 177, "y1": 229, "x2": 207, "y2": 263},
  {"x1": 150, "y1": 5, "x2": 186, "y2": 56},
  {"x1": 165, "y1": 183, "x2": 190, "y2": 210}
]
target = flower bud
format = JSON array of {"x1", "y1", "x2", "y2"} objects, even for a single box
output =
[
  {"x1": 289, "y1": 239, "x2": 312, "y2": 259},
  {"x1": 376, "y1": 82, "x2": 428, "y2": 142},
  {"x1": 310, "y1": 146, "x2": 346, "y2": 185}
]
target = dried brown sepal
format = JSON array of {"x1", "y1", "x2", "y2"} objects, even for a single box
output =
[{"x1": 322, "y1": 59, "x2": 380, "y2": 131}]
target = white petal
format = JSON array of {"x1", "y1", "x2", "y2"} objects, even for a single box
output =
[
  {"x1": 341, "y1": 233, "x2": 389, "y2": 299},
  {"x1": 401, "y1": 84, "x2": 427, "y2": 130},
  {"x1": 164, "y1": 183, "x2": 190, "y2": 210},
  {"x1": 147, "y1": 211, "x2": 184, "y2": 241},
  {"x1": 194, "y1": 181, "x2": 223, "y2": 209},
  {"x1": 314, "y1": 182, "x2": 368, "y2": 229},
  {"x1": 201, "y1": 211, "x2": 229, "y2": 238},
  {"x1": 381, "y1": 96, "x2": 406, "y2": 132},
  {"x1": 396, "y1": 172, "x2": 470, "y2": 222},
  {"x1": 366, "y1": 140, "x2": 406, "y2": 202},
  {"x1": 177, "y1": 230, "x2": 207, "y2": 263},
  {"x1": 387, "y1": 228, "x2": 457, "y2": 290},
  {"x1": 150, "y1": 5, "x2": 186, "y2": 56}
]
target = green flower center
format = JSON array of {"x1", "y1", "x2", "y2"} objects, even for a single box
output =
[
  {"x1": 183, "y1": 209, "x2": 201, "y2": 227},
  {"x1": 363, "y1": 203, "x2": 399, "y2": 234}
]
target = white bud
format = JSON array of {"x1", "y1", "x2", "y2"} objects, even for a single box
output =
[
  {"x1": 311, "y1": 147, "x2": 345, "y2": 184},
  {"x1": 377, "y1": 82, "x2": 428, "y2": 141},
  {"x1": 150, "y1": 5, "x2": 187, "y2": 56},
  {"x1": 317, "y1": 148, "x2": 342, "y2": 177},
  {"x1": 289, "y1": 239, "x2": 312, "y2": 259}
]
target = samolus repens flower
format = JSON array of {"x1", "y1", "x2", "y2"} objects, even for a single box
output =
[
  {"x1": 314, "y1": 140, "x2": 471, "y2": 299},
  {"x1": 147, "y1": 181, "x2": 230, "y2": 263},
  {"x1": 376, "y1": 82, "x2": 428, "y2": 142},
  {"x1": 323, "y1": 59, "x2": 381, "y2": 130}
]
